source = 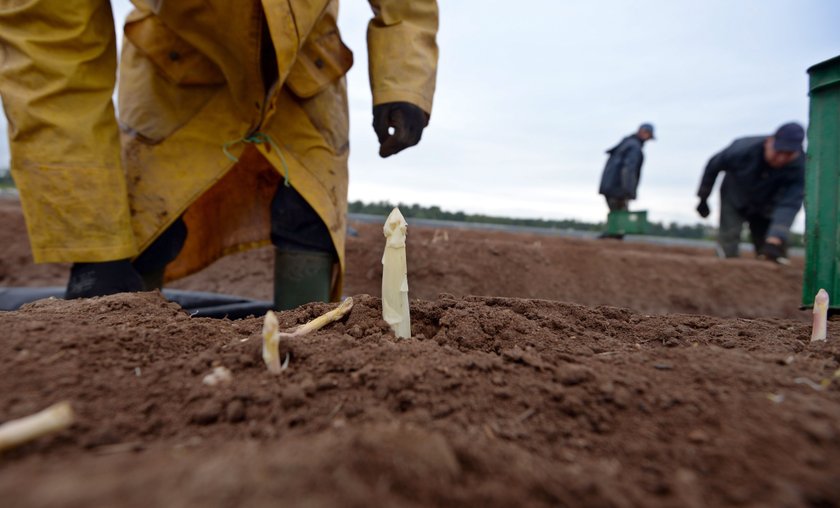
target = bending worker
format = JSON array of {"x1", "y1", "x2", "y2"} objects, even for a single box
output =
[
  {"x1": 0, "y1": 1, "x2": 439, "y2": 309},
  {"x1": 597, "y1": 123, "x2": 654, "y2": 239},
  {"x1": 695, "y1": 122, "x2": 805, "y2": 263}
]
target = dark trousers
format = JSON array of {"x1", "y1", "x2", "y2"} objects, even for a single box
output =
[
  {"x1": 605, "y1": 197, "x2": 629, "y2": 212},
  {"x1": 132, "y1": 216, "x2": 187, "y2": 283},
  {"x1": 718, "y1": 191, "x2": 770, "y2": 258},
  {"x1": 269, "y1": 183, "x2": 335, "y2": 257}
]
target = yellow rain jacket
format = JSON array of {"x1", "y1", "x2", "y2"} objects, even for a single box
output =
[{"x1": 0, "y1": 0, "x2": 438, "y2": 300}]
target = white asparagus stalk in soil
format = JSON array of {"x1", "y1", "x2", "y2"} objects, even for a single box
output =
[
  {"x1": 0, "y1": 401, "x2": 74, "y2": 453},
  {"x1": 382, "y1": 207, "x2": 411, "y2": 338},
  {"x1": 811, "y1": 288, "x2": 829, "y2": 342},
  {"x1": 262, "y1": 310, "x2": 283, "y2": 374},
  {"x1": 262, "y1": 298, "x2": 354, "y2": 374}
]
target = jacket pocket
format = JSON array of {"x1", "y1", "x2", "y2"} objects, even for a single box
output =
[
  {"x1": 124, "y1": 11, "x2": 225, "y2": 86},
  {"x1": 285, "y1": 30, "x2": 353, "y2": 99}
]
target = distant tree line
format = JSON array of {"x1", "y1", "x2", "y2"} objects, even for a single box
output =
[
  {"x1": 348, "y1": 199, "x2": 805, "y2": 246},
  {"x1": 0, "y1": 170, "x2": 14, "y2": 188},
  {"x1": 0, "y1": 176, "x2": 806, "y2": 247},
  {"x1": 349, "y1": 200, "x2": 605, "y2": 232},
  {"x1": 349, "y1": 200, "x2": 703, "y2": 238}
]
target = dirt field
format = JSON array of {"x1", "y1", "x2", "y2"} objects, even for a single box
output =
[
  {"x1": 2, "y1": 196, "x2": 839, "y2": 507},
  {"x1": 1, "y1": 196, "x2": 808, "y2": 320}
]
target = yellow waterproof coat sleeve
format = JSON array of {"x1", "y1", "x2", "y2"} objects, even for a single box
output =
[
  {"x1": 0, "y1": 0, "x2": 438, "y2": 301},
  {"x1": 368, "y1": 1, "x2": 439, "y2": 114}
]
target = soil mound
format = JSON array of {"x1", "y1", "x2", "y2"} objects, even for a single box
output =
[{"x1": 2, "y1": 292, "x2": 838, "y2": 507}]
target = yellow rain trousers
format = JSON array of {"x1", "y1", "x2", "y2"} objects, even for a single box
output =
[{"x1": 0, "y1": 0, "x2": 438, "y2": 300}]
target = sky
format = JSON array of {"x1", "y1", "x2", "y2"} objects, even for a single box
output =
[{"x1": 1, "y1": 1, "x2": 838, "y2": 233}]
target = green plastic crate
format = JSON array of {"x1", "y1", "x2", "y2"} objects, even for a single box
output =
[
  {"x1": 606, "y1": 210, "x2": 648, "y2": 235},
  {"x1": 802, "y1": 55, "x2": 840, "y2": 309}
]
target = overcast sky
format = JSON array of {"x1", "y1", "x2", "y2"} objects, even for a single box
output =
[{"x1": 1, "y1": 1, "x2": 838, "y2": 232}]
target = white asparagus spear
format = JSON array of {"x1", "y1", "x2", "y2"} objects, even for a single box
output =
[
  {"x1": 382, "y1": 207, "x2": 411, "y2": 338},
  {"x1": 262, "y1": 298, "x2": 355, "y2": 374},
  {"x1": 0, "y1": 401, "x2": 74, "y2": 453},
  {"x1": 811, "y1": 288, "x2": 829, "y2": 342},
  {"x1": 262, "y1": 310, "x2": 283, "y2": 374}
]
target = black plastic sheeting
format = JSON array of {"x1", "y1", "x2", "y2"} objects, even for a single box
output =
[{"x1": 0, "y1": 287, "x2": 273, "y2": 319}]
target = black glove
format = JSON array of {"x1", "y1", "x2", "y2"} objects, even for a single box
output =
[
  {"x1": 65, "y1": 259, "x2": 144, "y2": 299},
  {"x1": 372, "y1": 102, "x2": 429, "y2": 158},
  {"x1": 696, "y1": 199, "x2": 710, "y2": 218},
  {"x1": 758, "y1": 241, "x2": 787, "y2": 264}
]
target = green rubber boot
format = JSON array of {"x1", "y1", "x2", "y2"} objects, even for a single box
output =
[{"x1": 274, "y1": 248, "x2": 334, "y2": 310}]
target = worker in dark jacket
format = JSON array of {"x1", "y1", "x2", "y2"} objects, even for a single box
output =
[
  {"x1": 598, "y1": 123, "x2": 654, "y2": 238},
  {"x1": 696, "y1": 122, "x2": 805, "y2": 263}
]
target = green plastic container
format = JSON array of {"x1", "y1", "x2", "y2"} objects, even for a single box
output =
[
  {"x1": 802, "y1": 55, "x2": 840, "y2": 309},
  {"x1": 606, "y1": 210, "x2": 648, "y2": 235}
]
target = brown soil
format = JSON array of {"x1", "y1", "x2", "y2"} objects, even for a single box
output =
[
  {"x1": 3, "y1": 196, "x2": 838, "y2": 507},
  {"x1": 1, "y1": 196, "x2": 808, "y2": 321}
]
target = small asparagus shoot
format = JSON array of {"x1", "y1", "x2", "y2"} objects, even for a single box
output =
[
  {"x1": 811, "y1": 288, "x2": 829, "y2": 342},
  {"x1": 0, "y1": 401, "x2": 74, "y2": 453},
  {"x1": 262, "y1": 297, "x2": 354, "y2": 374},
  {"x1": 262, "y1": 310, "x2": 283, "y2": 374},
  {"x1": 292, "y1": 297, "x2": 354, "y2": 336}
]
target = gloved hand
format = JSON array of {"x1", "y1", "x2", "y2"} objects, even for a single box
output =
[
  {"x1": 65, "y1": 259, "x2": 144, "y2": 299},
  {"x1": 696, "y1": 199, "x2": 710, "y2": 218},
  {"x1": 758, "y1": 240, "x2": 788, "y2": 265},
  {"x1": 372, "y1": 102, "x2": 429, "y2": 158}
]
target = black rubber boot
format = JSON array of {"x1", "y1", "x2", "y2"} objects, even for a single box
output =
[
  {"x1": 65, "y1": 259, "x2": 145, "y2": 299},
  {"x1": 274, "y1": 248, "x2": 333, "y2": 310}
]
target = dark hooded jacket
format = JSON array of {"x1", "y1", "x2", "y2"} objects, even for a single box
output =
[
  {"x1": 697, "y1": 136, "x2": 804, "y2": 240},
  {"x1": 599, "y1": 135, "x2": 644, "y2": 200}
]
